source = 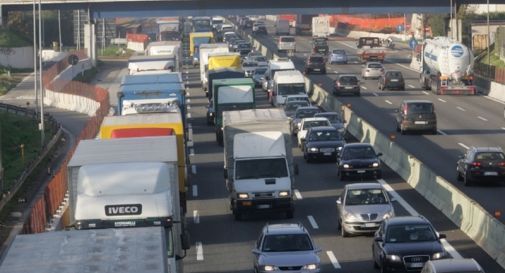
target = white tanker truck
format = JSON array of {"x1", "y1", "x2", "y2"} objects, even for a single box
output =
[{"x1": 419, "y1": 37, "x2": 476, "y2": 95}]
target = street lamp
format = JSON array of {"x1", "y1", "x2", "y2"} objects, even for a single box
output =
[
  {"x1": 487, "y1": 0, "x2": 491, "y2": 77},
  {"x1": 38, "y1": 0, "x2": 45, "y2": 146}
]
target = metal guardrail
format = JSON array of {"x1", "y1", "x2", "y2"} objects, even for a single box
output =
[{"x1": 0, "y1": 103, "x2": 62, "y2": 212}]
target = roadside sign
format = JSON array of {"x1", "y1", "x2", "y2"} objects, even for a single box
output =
[{"x1": 409, "y1": 38, "x2": 418, "y2": 50}]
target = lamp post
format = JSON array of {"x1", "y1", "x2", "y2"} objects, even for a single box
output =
[
  {"x1": 487, "y1": 0, "x2": 491, "y2": 76},
  {"x1": 33, "y1": 0, "x2": 37, "y2": 114},
  {"x1": 38, "y1": 0, "x2": 45, "y2": 146}
]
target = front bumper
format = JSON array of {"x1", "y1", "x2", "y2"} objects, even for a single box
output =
[
  {"x1": 305, "y1": 148, "x2": 339, "y2": 160},
  {"x1": 233, "y1": 198, "x2": 294, "y2": 212},
  {"x1": 340, "y1": 168, "x2": 382, "y2": 179},
  {"x1": 342, "y1": 220, "x2": 381, "y2": 234}
]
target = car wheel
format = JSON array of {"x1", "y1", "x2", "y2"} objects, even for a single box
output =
[
  {"x1": 457, "y1": 170, "x2": 463, "y2": 181},
  {"x1": 286, "y1": 209, "x2": 294, "y2": 219},
  {"x1": 233, "y1": 210, "x2": 242, "y2": 221},
  {"x1": 376, "y1": 172, "x2": 382, "y2": 179},
  {"x1": 356, "y1": 92, "x2": 361, "y2": 97},
  {"x1": 463, "y1": 171, "x2": 473, "y2": 186},
  {"x1": 340, "y1": 223, "x2": 349, "y2": 237},
  {"x1": 373, "y1": 259, "x2": 380, "y2": 269},
  {"x1": 396, "y1": 123, "x2": 400, "y2": 132},
  {"x1": 432, "y1": 128, "x2": 438, "y2": 135},
  {"x1": 322, "y1": 69, "x2": 326, "y2": 74},
  {"x1": 339, "y1": 170, "x2": 346, "y2": 181}
]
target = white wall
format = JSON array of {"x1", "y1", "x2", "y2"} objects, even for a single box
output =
[
  {"x1": 127, "y1": 41, "x2": 146, "y2": 52},
  {"x1": 0, "y1": 46, "x2": 34, "y2": 69}
]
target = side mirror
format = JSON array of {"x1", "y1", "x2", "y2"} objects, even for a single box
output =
[
  {"x1": 224, "y1": 168, "x2": 228, "y2": 179},
  {"x1": 294, "y1": 164, "x2": 299, "y2": 175},
  {"x1": 438, "y1": 233, "x2": 447, "y2": 239},
  {"x1": 374, "y1": 236, "x2": 383, "y2": 242},
  {"x1": 314, "y1": 247, "x2": 322, "y2": 254},
  {"x1": 117, "y1": 91, "x2": 124, "y2": 99},
  {"x1": 336, "y1": 197, "x2": 342, "y2": 205},
  {"x1": 252, "y1": 249, "x2": 260, "y2": 255},
  {"x1": 181, "y1": 231, "x2": 191, "y2": 250},
  {"x1": 377, "y1": 152, "x2": 383, "y2": 157}
]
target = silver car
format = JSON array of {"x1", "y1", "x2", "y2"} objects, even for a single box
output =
[
  {"x1": 242, "y1": 61, "x2": 258, "y2": 77},
  {"x1": 252, "y1": 67, "x2": 267, "y2": 87},
  {"x1": 329, "y1": 49, "x2": 348, "y2": 64},
  {"x1": 252, "y1": 223, "x2": 321, "y2": 273},
  {"x1": 337, "y1": 183, "x2": 395, "y2": 237},
  {"x1": 361, "y1": 62, "x2": 384, "y2": 79}
]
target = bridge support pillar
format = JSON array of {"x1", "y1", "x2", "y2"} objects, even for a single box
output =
[
  {"x1": 0, "y1": 5, "x2": 6, "y2": 27},
  {"x1": 84, "y1": 23, "x2": 96, "y2": 66}
]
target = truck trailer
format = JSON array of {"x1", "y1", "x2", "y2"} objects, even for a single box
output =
[{"x1": 222, "y1": 109, "x2": 297, "y2": 220}]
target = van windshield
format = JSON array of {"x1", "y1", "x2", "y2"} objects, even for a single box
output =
[
  {"x1": 278, "y1": 83, "x2": 305, "y2": 96},
  {"x1": 407, "y1": 103, "x2": 433, "y2": 114},
  {"x1": 280, "y1": 37, "x2": 295, "y2": 42},
  {"x1": 235, "y1": 158, "x2": 288, "y2": 179}
]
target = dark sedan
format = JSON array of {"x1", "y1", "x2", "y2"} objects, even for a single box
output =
[
  {"x1": 456, "y1": 146, "x2": 505, "y2": 186},
  {"x1": 304, "y1": 54, "x2": 326, "y2": 74},
  {"x1": 334, "y1": 74, "x2": 360, "y2": 96},
  {"x1": 337, "y1": 143, "x2": 382, "y2": 181},
  {"x1": 290, "y1": 106, "x2": 321, "y2": 135},
  {"x1": 379, "y1": 70, "x2": 405, "y2": 91},
  {"x1": 372, "y1": 216, "x2": 447, "y2": 273},
  {"x1": 303, "y1": 126, "x2": 345, "y2": 162}
]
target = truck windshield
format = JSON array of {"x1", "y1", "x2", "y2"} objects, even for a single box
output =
[
  {"x1": 235, "y1": 158, "x2": 288, "y2": 179},
  {"x1": 280, "y1": 37, "x2": 295, "y2": 42},
  {"x1": 194, "y1": 37, "x2": 212, "y2": 47},
  {"x1": 165, "y1": 227, "x2": 175, "y2": 257},
  {"x1": 278, "y1": 83, "x2": 305, "y2": 96}
]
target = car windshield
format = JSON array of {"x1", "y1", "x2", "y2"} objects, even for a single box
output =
[
  {"x1": 287, "y1": 97, "x2": 309, "y2": 103},
  {"x1": 386, "y1": 224, "x2": 437, "y2": 243},
  {"x1": 242, "y1": 62, "x2": 257, "y2": 67},
  {"x1": 333, "y1": 49, "x2": 345, "y2": 54},
  {"x1": 254, "y1": 56, "x2": 267, "y2": 62},
  {"x1": 407, "y1": 103, "x2": 433, "y2": 114},
  {"x1": 342, "y1": 146, "x2": 377, "y2": 160},
  {"x1": 345, "y1": 189, "x2": 388, "y2": 205},
  {"x1": 474, "y1": 152, "x2": 505, "y2": 161},
  {"x1": 387, "y1": 72, "x2": 403, "y2": 78},
  {"x1": 303, "y1": 120, "x2": 330, "y2": 130},
  {"x1": 339, "y1": 76, "x2": 358, "y2": 85},
  {"x1": 296, "y1": 109, "x2": 319, "y2": 118},
  {"x1": 235, "y1": 158, "x2": 288, "y2": 179},
  {"x1": 285, "y1": 101, "x2": 310, "y2": 112},
  {"x1": 278, "y1": 83, "x2": 306, "y2": 96},
  {"x1": 254, "y1": 68, "x2": 267, "y2": 75},
  {"x1": 310, "y1": 57, "x2": 324, "y2": 63},
  {"x1": 280, "y1": 37, "x2": 295, "y2": 42},
  {"x1": 368, "y1": 63, "x2": 383, "y2": 69},
  {"x1": 238, "y1": 43, "x2": 251, "y2": 49},
  {"x1": 309, "y1": 130, "x2": 342, "y2": 141},
  {"x1": 262, "y1": 234, "x2": 313, "y2": 252},
  {"x1": 316, "y1": 114, "x2": 341, "y2": 123}
]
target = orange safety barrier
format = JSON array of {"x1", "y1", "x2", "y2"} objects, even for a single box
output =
[
  {"x1": 279, "y1": 14, "x2": 297, "y2": 24},
  {"x1": 127, "y1": 33, "x2": 150, "y2": 43},
  {"x1": 23, "y1": 51, "x2": 110, "y2": 234},
  {"x1": 325, "y1": 14, "x2": 406, "y2": 32}
]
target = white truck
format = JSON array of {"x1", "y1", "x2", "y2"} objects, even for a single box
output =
[
  {"x1": 157, "y1": 17, "x2": 180, "y2": 41},
  {"x1": 128, "y1": 54, "x2": 179, "y2": 75},
  {"x1": 271, "y1": 69, "x2": 306, "y2": 107},
  {"x1": 419, "y1": 37, "x2": 476, "y2": 95},
  {"x1": 222, "y1": 109, "x2": 297, "y2": 220},
  {"x1": 275, "y1": 19, "x2": 290, "y2": 35},
  {"x1": 311, "y1": 16, "x2": 330, "y2": 38},
  {"x1": 199, "y1": 43, "x2": 229, "y2": 89},
  {"x1": 262, "y1": 58, "x2": 296, "y2": 92},
  {"x1": 67, "y1": 136, "x2": 189, "y2": 272},
  {"x1": 0, "y1": 227, "x2": 171, "y2": 273}
]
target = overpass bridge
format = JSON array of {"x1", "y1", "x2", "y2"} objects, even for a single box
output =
[{"x1": 1, "y1": 0, "x2": 502, "y2": 17}]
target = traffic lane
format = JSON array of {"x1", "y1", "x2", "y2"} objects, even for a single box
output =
[{"x1": 92, "y1": 59, "x2": 129, "y2": 107}]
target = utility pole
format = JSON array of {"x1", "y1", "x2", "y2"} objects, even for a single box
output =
[
  {"x1": 33, "y1": 0, "x2": 38, "y2": 114},
  {"x1": 0, "y1": 127, "x2": 3, "y2": 192},
  {"x1": 38, "y1": 0, "x2": 45, "y2": 146},
  {"x1": 58, "y1": 9, "x2": 62, "y2": 51},
  {"x1": 487, "y1": 0, "x2": 491, "y2": 77}
]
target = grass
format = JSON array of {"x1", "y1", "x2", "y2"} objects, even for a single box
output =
[
  {"x1": 0, "y1": 28, "x2": 31, "y2": 47},
  {"x1": 73, "y1": 67, "x2": 97, "y2": 83},
  {"x1": 0, "y1": 112, "x2": 55, "y2": 191},
  {"x1": 98, "y1": 45, "x2": 134, "y2": 58},
  {"x1": 479, "y1": 47, "x2": 505, "y2": 68},
  {"x1": 0, "y1": 76, "x2": 20, "y2": 96}
]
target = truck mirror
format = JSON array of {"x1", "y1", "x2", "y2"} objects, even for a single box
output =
[
  {"x1": 117, "y1": 91, "x2": 124, "y2": 99},
  {"x1": 294, "y1": 164, "x2": 299, "y2": 175},
  {"x1": 223, "y1": 168, "x2": 228, "y2": 179},
  {"x1": 181, "y1": 231, "x2": 191, "y2": 250}
]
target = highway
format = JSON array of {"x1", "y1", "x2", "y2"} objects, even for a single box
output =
[{"x1": 244, "y1": 23, "x2": 505, "y2": 227}]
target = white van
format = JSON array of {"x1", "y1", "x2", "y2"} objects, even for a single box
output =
[
  {"x1": 275, "y1": 19, "x2": 290, "y2": 35},
  {"x1": 261, "y1": 59, "x2": 295, "y2": 92},
  {"x1": 271, "y1": 70, "x2": 306, "y2": 106},
  {"x1": 278, "y1": 36, "x2": 296, "y2": 53}
]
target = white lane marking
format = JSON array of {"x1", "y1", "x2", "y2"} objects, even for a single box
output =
[
  {"x1": 307, "y1": 215, "x2": 319, "y2": 229},
  {"x1": 458, "y1": 142, "x2": 470, "y2": 150},
  {"x1": 456, "y1": 106, "x2": 466, "y2": 112},
  {"x1": 437, "y1": 130, "x2": 447, "y2": 135},
  {"x1": 187, "y1": 113, "x2": 192, "y2": 119},
  {"x1": 361, "y1": 86, "x2": 367, "y2": 90},
  {"x1": 186, "y1": 91, "x2": 190, "y2": 96},
  {"x1": 192, "y1": 185, "x2": 198, "y2": 197},
  {"x1": 483, "y1": 95, "x2": 505, "y2": 105},
  {"x1": 333, "y1": 70, "x2": 339, "y2": 74},
  {"x1": 477, "y1": 116, "x2": 488, "y2": 121},
  {"x1": 193, "y1": 210, "x2": 200, "y2": 224},
  {"x1": 189, "y1": 128, "x2": 194, "y2": 141},
  {"x1": 373, "y1": 92, "x2": 379, "y2": 97},
  {"x1": 502, "y1": 127, "x2": 505, "y2": 130},
  {"x1": 196, "y1": 242, "x2": 204, "y2": 261},
  {"x1": 191, "y1": 165, "x2": 197, "y2": 174},
  {"x1": 186, "y1": 98, "x2": 191, "y2": 103},
  {"x1": 437, "y1": 98, "x2": 447, "y2": 103},
  {"x1": 326, "y1": 251, "x2": 342, "y2": 269},
  {"x1": 422, "y1": 91, "x2": 430, "y2": 95},
  {"x1": 294, "y1": 189, "x2": 303, "y2": 200},
  {"x1": 186, "y1": 81, "x2": 190, "y2": 85},
  {"x1": 188, "y1": 123, "x2": 193, "y2": 129},
  {"x1": 408, "y1": 84, "x2": 415, "y2": 88},
  {"x1": 379, "y1": 178, "x2": 469, "y2": 258},
  {"x1": 385, "y1": 100, "x2": 393, "y2": 105},
  {"x1": 187, "y1": 105, "x2": 191, "y2": 110},
  {"x1": 190, "y1": 148, "x2": 195, "y2": 156}
]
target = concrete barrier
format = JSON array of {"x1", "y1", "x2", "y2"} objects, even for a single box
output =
[{"x1": 241, "y1": 27, "x2": 505, "y2": 269}]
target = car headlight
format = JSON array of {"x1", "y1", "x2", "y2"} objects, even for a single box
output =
[
  {"x1": 432, "y1": 252, "x2": 446, "y2": 259},
  {"x1": 297, "y1": 122, "x2": 301, "y2": 128},
  {"x1": 237, "y1": 193, "x2": 249, "y2": 199},
  {"x1": 302, "y1": 264, "x2": 319, "y2": 270},
  {"x1": 343, "y1": 212, "x2": 359, "y2": 222},
  {"x1": 209, "y1": 112, "x2": 214, "y2": 117},
  {"x1": 386, "y1": 254, "x2": 401, "y2": 262},
  {"x1": 262, "y1": 265, "x2": 276, "y2": 271},
  {"x1": 309, "y1": 147, "x2": 318, "y2": 152},
  {"x1": 279, "y1": 191, "x2": 290, "y2": 197},
  {"x1": 343, "y1": 164, "x2": 350, "y2": 169},
  {"x1": 337, "y1": 146, "x2": 343, "y2": 151},
  {"x1": 372, "y1": 162, "x2": 380, "y2": 168},
  {"x1": 383, "y1": 210, "x2": 395, "y2": 219}
]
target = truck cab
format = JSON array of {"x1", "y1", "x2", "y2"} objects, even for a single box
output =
[
  {"x1": 271, "y1": 70, "x2": 306, "y2": 107},
  {"x1": 262, "y1": 59, "x2": 296, "y2": 92},
  {"x1": 277, "y1": 36, "x2": 296, "y2": 53}
]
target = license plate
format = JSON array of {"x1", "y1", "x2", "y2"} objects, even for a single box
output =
[
  {"x1": 324, "y1": 152, "x2": 332, "y2": 156},
  {"x1": 484, "y1": 171, "x2": 498, "y2": 176},
  {"x1": 313, "y1": 69, "x2": 320, "y2": 71},
  {"x1": 257, "y1": 204, "x2": 271, "y2": 209},
  {"x1": 391, "y1": 79, "x2": 399, "y2": 82},
  {"x1": 364, "y1": 223, "x2": 376, "y2": 227},
  {"x1": 345, "y1": 86, "x2": 353, "y2": 89},
  {"x1": 321, "y1": 148, "x2": 334, "y2": 153},
  {"x1": 414, "y1": 121, "x2": 427, "y2": 125},
  {"x1": 410, "y1": 263, "x2": 424, "y2": 268},
  {"x1": 357, "y1": 170, "x2": 366, "y2": 174}
]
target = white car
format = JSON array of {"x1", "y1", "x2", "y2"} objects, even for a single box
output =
[
  {"x1": 297, "y1": 117, "x2": 331, "y2": 149},
  {"x1": 285, "y1": 94, "x2": 311, "y2": 106}
]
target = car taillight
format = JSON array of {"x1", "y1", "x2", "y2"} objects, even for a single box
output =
[
  {"x1": 380, "y1": 68, "x2": 384, "y2": 72},
  {"x1": 336, "y1": 81, "x2": 340, "y2": 86},
  {"x1": 498, "y1": 161, "x2": 505, "y2": 167},
  {"x1": 472, "y1": 162, "x2": 481, "y2": 167}
]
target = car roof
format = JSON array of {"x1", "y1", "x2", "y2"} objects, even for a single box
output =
[
  {"x1": 296, "y1": 106, "x2": 319, "y2": 111},
  {"x1": 385, "y1": 216, "x2": 429, "y2": 226},
  {"x1": 302, "y1": 117, "x2": 330, "y2": 122},
  {"x1": 308, "y1": 126, "x2": 337, "y2": 132},
  {"x1": 315, "y1": 111, "x2": 339, "y2": 116},
  {"x1": 402, "y1": 99, "x2": 433, "y2": 104},
  {"x1": 263, "y1": 223, "x2": 308, "y2": 235},
  {"x1": 343, "y1": 143, "x2": 373, "y2": 148},
  {"x1": 426, "y1": 259, "x2": 483, "y2": 273},
  {"x1": 345, "y1": 182, "x2": 383, "y2": 190},
  {"x1": 470, "y1": 146, "x2": 504, "y2": 153},
  {"x1": 286, "y1": 94, "x2": 309, "y2": 99}
]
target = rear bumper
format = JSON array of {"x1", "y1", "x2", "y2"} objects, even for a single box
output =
[{"x1": 436, "y1": 86, "x2": 476, "y2": 95}]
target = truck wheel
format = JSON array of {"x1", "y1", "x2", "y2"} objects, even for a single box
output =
[
  {"x1": 216, "y1": 130, "x2": 224, "y2": 146},
  {"x1": 233, "y1": 210, "x2": 242, "y2": 221}
]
